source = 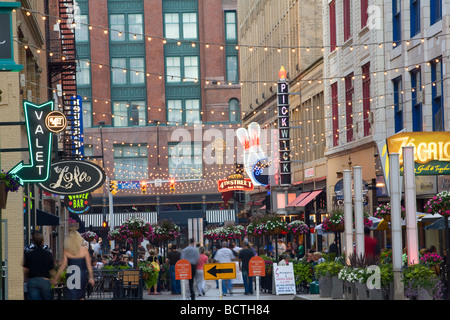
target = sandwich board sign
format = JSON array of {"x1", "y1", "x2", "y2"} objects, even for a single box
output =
[{"x1": 273, "y1": 263, "x2": 296, "y2": 295}]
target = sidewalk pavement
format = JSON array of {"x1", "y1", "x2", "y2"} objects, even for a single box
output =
[{"x1": 142, "y1": 280, "x2": 335, "y2": 301}]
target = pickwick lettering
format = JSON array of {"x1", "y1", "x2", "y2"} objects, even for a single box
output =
[{"x1": 277, "y1": 66, "x2": 291, "y2": 186}]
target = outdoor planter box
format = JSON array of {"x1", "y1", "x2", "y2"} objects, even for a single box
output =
[
  {"x1": 368, "y1": 288, "x2": 383, "y2": 300},
  {"x1": 344, "y1": 281, "x2": 356, "y2": 300},
  {"x1": 319, "y1": 276, "x2": 332, "y2": 298},
  {"x1": 355, "y1": 282, "x2": 368, "y2": 300},
  {"x1": 331, "y1": 276, "x2": 344, "y2": 299}
]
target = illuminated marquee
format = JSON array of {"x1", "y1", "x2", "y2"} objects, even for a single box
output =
[
  {"x1": 217, "y1": 174, "x2": 254, "y2": 192},
  {"x1": 386, "y1": 132, "x2": 450, "y2": 175},
  {"x1": 277, "y1": 66, "x2": 291, "y2": 186},
  {"x1": 9, "y1": 101, "x2": 54, "y2": 185}
]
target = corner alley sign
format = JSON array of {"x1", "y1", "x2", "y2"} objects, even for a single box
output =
[
  {"x1": 217, "y1": 174, "x2": 254, "y2": 192},
  {"x1": 9, "y1": 101, "x2": 54, "y2": 185},
  {"x1": 386, "y1": 132, "x2": 450, "y2": 175}
]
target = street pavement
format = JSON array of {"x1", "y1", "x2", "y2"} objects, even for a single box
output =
[{"x1": 142, "y1": 280, "x2": 333, "y2": 301}]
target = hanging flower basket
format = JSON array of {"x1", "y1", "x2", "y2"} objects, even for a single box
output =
[
  {"x1": 322, "y1": 210, "x2": 345, "y2": 233},
  {"x1": 424, "y1": 191, "x2": 450, "y2": 218},
  {"x1": 118, "y1": 217, "x2": 153, "y2": 244},
  {"x1": 374, "y1": 202, "x2": 406, "y2": 222},
  {"x1": 287, "y1": 220, "x2": 309, "y2": 235},
  {"x1": 81, "y1": 231, "x2": 98, "y2": 242},
  {"x1": 107, "y1": 228, "x2": 123, "y2": 242},
  {"x1": 150, "y1": 219, "x2": 181, "y2": 242},
  {"x1": 68, "y1": 218, "x2": 79, "y2": 231},
  {"x1": 204, "y1": 225, "x2": 246, "y2": 241},
  {"x1": 246, "y1": 214, "x2": 287, "y2": 236},
  {"x1": 0, "y1": 170, "x2": 21, "y2": 209}
]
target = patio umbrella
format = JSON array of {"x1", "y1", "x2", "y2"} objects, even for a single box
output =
[
  {"x1": 425, "y1": 217, "x2": 450, "y2": 230},
  {"x1": 418, "y1": 213, "x2": 443, "y2": 222}
]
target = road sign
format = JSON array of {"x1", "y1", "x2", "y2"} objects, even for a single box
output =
[
  {"x1": 204, "y1": 263, "x2": 236, "y2": 280},
  {"x1": 249, "y1": 256, "x2": 265, "y2": 277},
  {"x1": 175, "y1": 259, "x2": 191, "y2": 280}
]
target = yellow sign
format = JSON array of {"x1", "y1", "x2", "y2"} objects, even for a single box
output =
[
  {"x1": 386, "y1": 132, "x2": 450, "y2": 175},
  {"x1": 203, "y1": 263, "x2": 236, "y2": 280}
]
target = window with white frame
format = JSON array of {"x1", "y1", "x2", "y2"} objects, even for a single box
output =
[
  {"x1": 76, "y1": 60, "x2": 90, "y2": 85},
  {"x1": 184, "y1": 56, "x2": 198, "y2": 81},
  {"x1": 130, "y1": 58, "x2": 145, "y2": 84},
  {"x1": 111, "y1": 58, "x2": 127, "y2": 84},
  {"x1": 75, "y1": 14, "x2": 89, "y2": 42},
  {"x1": 166, "y1": 57, "x2": 181, "y2": 82}
]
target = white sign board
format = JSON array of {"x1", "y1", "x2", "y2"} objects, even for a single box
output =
[{"x1": 273, "y1": 263, "x2": 296, "y2": 295}]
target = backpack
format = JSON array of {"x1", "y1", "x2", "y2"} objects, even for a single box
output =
[{"x1": 148, "y1": 256, "x2": 160, "y2": 272}]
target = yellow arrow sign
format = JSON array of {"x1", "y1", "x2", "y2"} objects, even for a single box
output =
[{"x1": 203, "y1": 263, "x2": 236, "y2": 280}]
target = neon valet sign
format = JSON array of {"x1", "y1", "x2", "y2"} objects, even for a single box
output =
[{"x1": 9, "y1": 101, "x2": 54, "y2": 185}]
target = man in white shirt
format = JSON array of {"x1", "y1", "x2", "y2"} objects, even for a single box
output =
[{"x1": 214, "y1": 241, "x2": 236, "y2": 295}]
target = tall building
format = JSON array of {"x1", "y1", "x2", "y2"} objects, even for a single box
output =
[
  {"x1": 61, "y1": 0, "x2": 242, "y2": 246},
  {"x1": 238, "y1": 0, "x2": 326, "y2": 250},
  {"x1": 0, "y1": 0, "x2": 51, "y2": 300}
]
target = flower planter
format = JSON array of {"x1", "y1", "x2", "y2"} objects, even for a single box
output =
[
  {"x1": 0, "y1": 181, "x2": 8, "y2": 209},
  {"x1": 355, "y1": 282, "x2": 368, "y2": 300},
  {"x1": 331, "y1": 276, "x2": 344, "y2": 299},
  {"x1": 344, "y1": 281, "x2": 356, "y2": 300},
  {"x1": 319, "y1": 276, "x2": 332, "y2": 298},
  {"x1": 368, "y1": 288, "x2": 383, "y2": 300},
  {"x1": 417, "y1": 287, "x2": 433, "y2": 300}
]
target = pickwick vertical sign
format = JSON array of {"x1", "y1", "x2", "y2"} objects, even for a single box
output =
[
  {"x1": 277, "y1": 66, "x2": 291, "y2": 186},
  {"x1": 9, "y1": 101, "x2": 54, "y2": 184}
]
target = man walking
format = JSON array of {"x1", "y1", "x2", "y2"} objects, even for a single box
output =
[
  {"x1": 238, "y1": 242, "x2": 255, "y2": 295},
  {"x1": 166, "y1": 243, "x2": 181, "y2": 294},
  {"x1": 181, "y1": 238, "x2": 199, "y2": 300},
  {"x1": 23, "y1": 231, "x2": 55, "y2": 300},
  {"x1": 214, "y1": 241, "x2": 236, "y2": 296}
]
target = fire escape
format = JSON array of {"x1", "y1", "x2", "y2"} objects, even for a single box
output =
[{"x1": 47, "y1": 0, "x2": 82, "y2": 160}]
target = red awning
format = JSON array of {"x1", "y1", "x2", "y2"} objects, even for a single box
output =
[
  {"x1": 296, "y1": 190, "x2": 323, "y2": 207},
  {"x1": 286, "y1": 192, "x2": 311, "y2": 207}
]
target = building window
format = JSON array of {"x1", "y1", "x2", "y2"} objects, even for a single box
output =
[
  {"x1": 393, "y1": 77, "x2": 403, "y2": 133},
  {"x1": 167, "y1": 99, "x2": 200, "y2": 124},
  {"x1": 111, "y1": 57, "x2": 145, "y2": 85},
  {"x1": 345, "y1": 73, "x2": 354, "y2": 142},
  {"x1": 76, "y1": 60, "x2": 90, "y2": 85},
  {"x1": 362, "y1": 63, "x2": 371, "y2": 136},
  {"x1": 361, "y1": 0, "x2": 369, "y2": 28},
  {"x1": 82, "y1": 101, "x2": 92, "y2": 128},
  {"x1": 393, "y1": 0, "x2": 401, "y2": 45},
  {"x1": 164, "y1": 12, "x2": 198, "y2": 40},
  {"x1": 229, "y1": 98, "x2": 240, "y2": 122},
  {"x1": 130, "y1": 58, "x2": 145, "y2": 84},
  {"x1": 225, "y1": 11, "x2": 237, "y2": 41},
  {"x1": 166, "y1": 57, "x2": 181, "y2": 82},
  {"x1": 343, "y1": 0, "x2": 352, "y2": 42},
  {"x1": 184, "y1": 56, "x2": 199, "y2": 82},
  {"x1": 113, "y1": 101, "x2": 146, "y2": 127},
  {"x1": 431, "y1": 58, "x2": 444, "y2": 131},
  {"x1": 111, "y1": 58, "x2": 127, "y2": 84},
  {"x1": 329, "y1": 0, "x2": 336, "y2": 52},
  {"x1": 410, "y1": 0, "x2": 420, "y2": 37},
  {"x1": 110, "y1": 14, "x2": 143, "y2": 41},
  {"x1": 331, "y1": 82, "x2": 339, "y2": 147},
  {"x1": 226, "y1": 56, "x2": 239, "y2": 83},
  {"x1": 411, "y1": 68, "x2": 422, "y2": 132},
  {"x1": 169, "y1": 142, "x2": 202, "y2": 179},
  {"x1": 430, "y1": 0, "x2": 442, "y2": 25},
  {"x1": 75, "y1": 14, "x2": 89, "y2": 42},
  {"x1": 114, "y1": 144, "x2": 148, "y2": 180}
]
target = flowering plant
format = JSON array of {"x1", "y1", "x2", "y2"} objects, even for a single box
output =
[
  {"x1": 420, "y1": 252, "x2": 444, "y2": 266},
  {"x1": 150, "y1": 219, "x2": 180, "y2": 242},
  {"x1": 138, "y1": 260, "x2": 158, "y2": 288},
  {"x1": 81, "y1": 231, "x2": 98, "y2": 242},
  {"x1": 374, "y1": 202, "x2": 406, "y2": 220},
  {"x1": 107, "y1": 228, "x2": 123, "y2": 242},
  {"x1": 424, "y1": 191, "x2": 450, "y2": 217},
  {"x1": 0, "y1": 170, "x2": 21, "y2": 192},
  {"x1": 118, "y1": 217, "x2": 153, "y2": 244},
  {"x1": 246, "y1": 214, "x2": 287, "y2": 236},
  {"x1": 204, "y1": 225, "x2": 246, "y2": 241},
  {"x1": 287, "y1": 220, "x2": 309, "y2": 235},
  {"x1": 322, "y1": 210, "x2": 344, "y2": 232}
]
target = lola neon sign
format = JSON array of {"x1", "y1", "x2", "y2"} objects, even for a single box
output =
[{"x1": 9, "y1": 101, "x2": 54, "y2": 185}]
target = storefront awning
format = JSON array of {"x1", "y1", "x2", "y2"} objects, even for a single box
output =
[
  {"x1": 296, "y1": 190, "x2": 323, "y2": 207},
  {"x1": 36, "y1": 209, "x2": 60, "y2": 226},
  {"x1": 286, "y1": 192, "x2": 311, "y2": 207}
]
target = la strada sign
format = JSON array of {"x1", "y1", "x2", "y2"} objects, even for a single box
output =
[
  {"x1": 38, "y1": 160, "x2": 106, "y2": 195},
  {"x1": 217, "y1": 174, "x2": 254, "y2": 192}
]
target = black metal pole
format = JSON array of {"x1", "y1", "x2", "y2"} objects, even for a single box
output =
[{"x1": 445, "y1": 219, "x2": 450, "y2": 300}]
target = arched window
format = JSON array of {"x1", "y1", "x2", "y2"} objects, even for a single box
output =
[{"x1": 229, "y1": 98, "x2": 240, "y2": 122}]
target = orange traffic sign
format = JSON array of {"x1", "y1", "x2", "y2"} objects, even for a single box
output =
[
  {"x1": 175, "y1": 259, "x2": 191, "y2": 280},
  {"x1": 249, "y1": 256, "x2": 265, "y2": 277},
  {"x1": 204, "y1": 263, "x2": 236, "y2": 280}
]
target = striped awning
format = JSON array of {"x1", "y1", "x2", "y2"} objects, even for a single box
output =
[
  {"x1": 78, "y1": 212, "x2": 158, "y2": 228},
  {"x1": 205, "y1": 209, "x2": 235, "y2": 224}
]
